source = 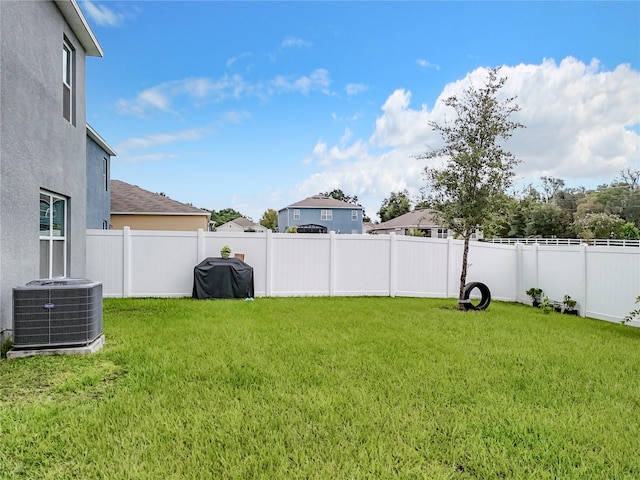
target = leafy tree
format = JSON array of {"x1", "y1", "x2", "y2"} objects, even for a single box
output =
[
  {"x1": 572, "y1": 212, "x2": 626, "y2": 239},
  {"x1": 321, "y1": 189, "x2": 370, "y2": 222},
  {"x1": 524, "y1": 203, "x2": 573, "y2": 237},
  {"x1": 539, "y1": 176, "x2": 565, "y2": 204},
  {"x1": 419, "y1": 67, "x2": 524, "y2": 305},
  {"x1": 477, "y1": 193, "x2": 519, "y2": 238},
  {"x1": 618, "y1": 167, "x2": 640, "y2": 189},
  {"x1": 554, "y1": 186, "x2": 586, "y2": 215},
  {"x1": 621, "y1": 222, "x2": 640, "y2": 240},
  {"x1": 575, "y1": 192, "x2": 605, "y2": 219},
  {"x1": 575, "y1": 183, "x2": 640, "y2": 227},
  {"x1": 210, "y1": 208, "x2": 242, "y2": 227},
  {"x1": 320, "y1": 189, "x2": 359, "y2": 205},
  {"x1": 378, "y1": 190, "x2": 411, "y2": 222},
  {"x1": 259, "y1": 208, "x2": 278, "y2": 231}
]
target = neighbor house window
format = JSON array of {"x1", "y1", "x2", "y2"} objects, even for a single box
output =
[
  {"x1": 321, "y1": 210, "x2": 332, "y2": 221},
  {"x1": 351, "y1": 210, "x2": 358, "y2": 221},
  {"x1": 103, "y1": 158, "x2": 109, "y2": 191},
  {"x1": 293, "y1": 209, "x2": 300, "y2": 220},
  {"x1": 40, "y1": 191, "x2": 67, "y2": 278},
  {"x1": 63, "y1": 38, "x2": 75, "y2": 124},
  {"x1": 437, "y1": 228, "x2": 448, "y2": 239}
]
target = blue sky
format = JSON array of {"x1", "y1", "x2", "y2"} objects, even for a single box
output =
[{"x1": 80, "y1": 1, "x2": 640, "y2": 222}]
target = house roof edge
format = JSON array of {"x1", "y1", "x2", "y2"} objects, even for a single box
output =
[
  {"x1": 55, "y1": 0, "x2": 103, "y2": 57},
  {"x1": 87, "y1": 124, "x2": 116, "y2": 156}
]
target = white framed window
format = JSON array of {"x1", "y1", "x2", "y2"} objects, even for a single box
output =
[
  {"x1": 103, "y1": 158, "x2": 109, "y2": 191},
  {"x1": 40, "y1": 191, "x2": 67, "y2": 278},
  {"x1": 321, "y1": 210, "x2": 332, "y2": 221},
  {"x1": 437, "y1": 228, "x2": 448, "y2": 239},
  {"x1": 63, "y1": 39, "x2": 74, "y2": 124},
  {"x1": 351, "y1": 210, "x2": 358, "y2": 221},
  {"x1": 293, "y1": 209, "x2": 300, "y2": 220}
]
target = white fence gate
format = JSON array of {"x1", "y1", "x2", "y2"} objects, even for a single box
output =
[{"x1": 86, "y1": 228, "x2": 640, "y2": 326}]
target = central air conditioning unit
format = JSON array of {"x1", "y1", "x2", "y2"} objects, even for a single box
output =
[{"x1": 12, "y1": 278, "x2": 103, "y2": 349}]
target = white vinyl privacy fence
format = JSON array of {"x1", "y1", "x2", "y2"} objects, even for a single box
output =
[{"x1": 86, "y1": 228, "x2": 640, "y2": 326}]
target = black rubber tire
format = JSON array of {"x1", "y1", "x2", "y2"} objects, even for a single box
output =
[{"x1": 459, "y1": 282, "x2": 491, "y2": 311}]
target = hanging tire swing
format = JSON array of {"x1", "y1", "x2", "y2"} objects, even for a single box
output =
[{"x1": 458, "y1": 282, "x2": 491, "y2": 311}]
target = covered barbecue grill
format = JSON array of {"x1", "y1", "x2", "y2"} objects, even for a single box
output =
[{"x1": 192, "y1": 257, "x2": 254, "y2": 299}]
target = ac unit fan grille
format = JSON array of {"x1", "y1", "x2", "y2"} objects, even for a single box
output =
[{"x1": 13, "y1": 281, "x2": 103, "y2": 349}]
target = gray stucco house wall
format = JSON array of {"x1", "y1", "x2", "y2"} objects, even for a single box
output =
[
  {"x1": 86, "y1": 125, "x2": 116, "y2": 229},
  {"x1": 278, "y1": 196, "x2": 363, "y2": 234},
  {"x1": 0, "y1": 0, "x2": 103, "y2": 341}
]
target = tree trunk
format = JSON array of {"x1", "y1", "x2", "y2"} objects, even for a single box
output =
[{"x1": 457, "y1": 235, "x2": 471, "y2": 310}]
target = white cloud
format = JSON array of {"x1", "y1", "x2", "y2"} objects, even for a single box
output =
[
  {"x1": 81, "y1": 1, "x2": 124, "y2": 27},
  {"x1": 116, "y1": 70, "x2": 333, "y2": 117},
  {"x1": 226, "y1": 52, "x2": 252, "y2": 69},
  {"x1": 115, "y1": 76, "x2": 249, "y2": 117},
  {"x1": 270, "y1": 69, "x2": 332, "y2": 95},
  {"x1": 369, "y1": 89, "x2": 434, "y2": 148},
  {"x1": 221, "y1": 111, "x2": 251, "y2": 124},
  {"x1": 118, "y1": 128, "x2": 207, "y2": 151},
  {"x1": 340, "y1": 128, "x2": 353, "y2": 146},
  {"x1": 294, "y1": 57, "x2": 640, "y2": 220},
  {"x1": 281, "y1": 36, "x2": 312, "y2": 48},
  {"x1": 502, "y1": 58, "x2": 639, "y2": 180},
  {"x1": 118, "y1": 153, "x2": 181, "y2": 163},
  {"x1": 416, "y1": 59, "x2": 440, "y2": 71},
  {"x1": 346, "y1": 83, "x2": 368, "y2": 96}
]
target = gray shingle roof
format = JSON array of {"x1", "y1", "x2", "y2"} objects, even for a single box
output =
[
  {"x1": 111, "y1": 180, "x2": 209, "y2": 216},
  {"x1": 375, "y1": 209, "x2": 439, "y2": 229},
  {"x1": 231, "y1": 217, "x2": 258, "y2": 228},
  {"x1": 285, "y1": 195, "x2": 362, "y2": 210}
]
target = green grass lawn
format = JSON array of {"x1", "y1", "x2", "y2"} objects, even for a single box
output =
[{"x1": 1, "y1": 297, "x2": 639, "y2": 479}]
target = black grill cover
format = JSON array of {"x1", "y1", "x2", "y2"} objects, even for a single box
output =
[{"x1": 192, "y1": 257, "x2": 254, "y2": 299}]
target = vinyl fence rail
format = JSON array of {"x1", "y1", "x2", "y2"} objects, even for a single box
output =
[
  {"x1": 481, "y1": 238, "x2": 640, "y2": 247},
  {"x1": 86, "y1": 228, "x2": 640, "y2": 327}
]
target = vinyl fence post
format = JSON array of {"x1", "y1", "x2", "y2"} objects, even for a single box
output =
[
  {"x1": 329, "y1": 230, "x2": 336, "y2": 296},
  {"x1": 265, "y1": 229, "x2": 272, "y2": 297},
  {"x1": 580, "y1": 243, "x2": 587, "y2": 317},
  {"x1": 446, "y1": 237, "x2": 452, "y2": 298},
  {"x1": 516, "y1": 243, "x2": 523, "y2": 303},
  {"x1": 197, "y1": 228, "x2": 204, "y2": 263},
  {"x1": 123, "y1": 226, "x2": 131, "y2": 298},
  {"x1": 389, "y1": 232, "x2": 396, "y2": 297},
  {"x1": 534, "y1": 242, "x2": 539, "y2": 290}
]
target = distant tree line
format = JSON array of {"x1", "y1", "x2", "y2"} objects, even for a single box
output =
[
  {"x1": 371, "y1": 171, "x2": 640, "y2": 241},
  {"x1": 476, "y1": 170, "x2": 640, "y2": 240},
  {"x1": 208, "y1": 169, "x2": 640, "y2": 240}
]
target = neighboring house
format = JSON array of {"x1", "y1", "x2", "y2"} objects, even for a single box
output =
[
  {"x1": 110, "y1": 180, "x2": 210, "y2": 231},
  {"x1": 0, "y1": 0, "x2": 104, "y2": 341},
  {"x1": 362, "y1": 222, "x2": 375, "y2": 234},
  {"x1": 370, "y1": 209, "x2": 482, "y2": 239},
  {"x1": 216, "y1": 217, "x2": 269, "y2": 232},
  {"x1": 278, "y1": 195, "x2": 363, "y2": 234},
  {"x1": 370, "y1": 209, "x2": 447, "y2": 237},
  {"x1": 86, "y1": 124, "x2": 116, "y2": 229}
]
